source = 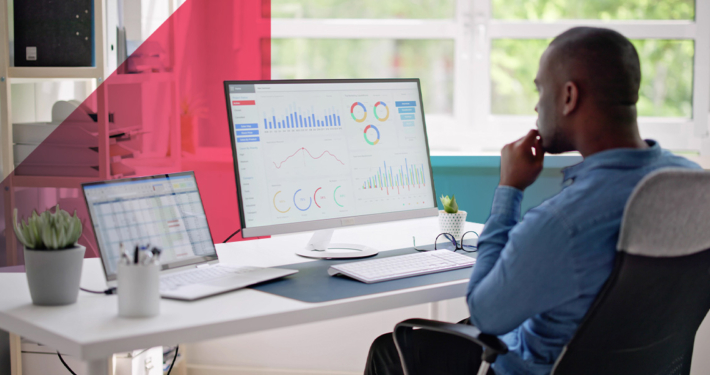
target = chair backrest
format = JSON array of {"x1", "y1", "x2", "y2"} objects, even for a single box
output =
[{"x1": 552, "y1": 169, "x2": 710, "y2": 375}]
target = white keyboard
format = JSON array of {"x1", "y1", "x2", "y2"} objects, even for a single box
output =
[
  {"x1": 327, "y1": 250, "x2": 475, "y2": 284},
  {"x1": 160, "y1": 265, "x2": 264, "y2": 291}
]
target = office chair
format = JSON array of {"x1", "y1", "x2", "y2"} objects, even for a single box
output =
[{"x1": 394, "y1": 169, "x2": 710, "y2": 375}]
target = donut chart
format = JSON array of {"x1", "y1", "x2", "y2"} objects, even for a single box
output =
[
  {"x1": 350, "y1": 102, "x2": 367, "y2": 123},
  {"x1": 273, "y1": 191, "x2": 291, "y2": 213},
  {"x1": 374, "y1": 101, "x2": 389, "y2": 121},
  {"x1": 293, "y1": 189, "x2": 312, "y2": 211},
  {"x1": 314, "y1": 187, "x2": 322, "y2": 208},
  {"x1": 334, "y1": 186, "x2": 344, "y2": 207},
  {"x1": 364, "y1": 124, "x2": 380, "y2": 145}
]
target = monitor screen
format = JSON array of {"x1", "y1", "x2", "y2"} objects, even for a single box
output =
[
  {"x1": 82, "y1": 172, "x2": 217, "y2": 280},
  {"x1": 225, "y1": 79, "x2": 438, "y2": 237}
]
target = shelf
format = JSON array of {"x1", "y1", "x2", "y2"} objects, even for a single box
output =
[
  {"x1": 7, "y1": 66, "x2": 103, "y2": 80},
  {"x1": 11, "y1": 175, "x2": 100, "y2": 188},
  {"x1": 109, "y1": 72, "x2": 174, "y2": 85}
]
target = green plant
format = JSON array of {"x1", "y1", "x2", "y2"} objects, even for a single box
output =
[
  {"x1": 13, "y1": 205, "x2": 82, "y2": 250},
  {"x1": 439, "y1": 195, "x2": 459, "y2": 214}
]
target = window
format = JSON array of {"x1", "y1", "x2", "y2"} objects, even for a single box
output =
[
  {"x1": 271, "y1": 0, "x2": 710, "y2": 154},
  {"x1": 272, "y1": 0, "x2": 456, "y2": 19},
  {"x1": 491, "y1": 39, "x2": 694, "y2": 118},
  {"x1": 272, "y1": 39, "x2": 455, "y2": 114}
]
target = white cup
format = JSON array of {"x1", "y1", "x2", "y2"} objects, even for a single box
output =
[{"x1": 117, "y1": 263, "x2": 160, "y2": 318}]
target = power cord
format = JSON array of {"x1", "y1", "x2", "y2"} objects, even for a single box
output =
[
  {"x1": 57, "y1": 351, "x2": 77, "y2": 375},
  {"x1": 80, "y1": 287, "x2": 117, "y2": 295},
  {"x1": 167, "y1": 345, "x2": 180, "y2": 375},
  {"x1": 223, "y1": 228, "x2": 241, "y2": 243}
]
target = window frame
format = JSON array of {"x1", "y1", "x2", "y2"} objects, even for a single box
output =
[{"x1": 270, "y1": 0, "x2": 710, "y2": 154}]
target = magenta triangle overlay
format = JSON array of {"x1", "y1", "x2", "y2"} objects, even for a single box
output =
[{"x1": 1, "y1": 0, "x2": 271, "y2": 267}]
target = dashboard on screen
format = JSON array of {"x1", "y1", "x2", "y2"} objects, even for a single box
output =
[{"x1": 225, "y1": 80, "x2": 437, "y2": 234}]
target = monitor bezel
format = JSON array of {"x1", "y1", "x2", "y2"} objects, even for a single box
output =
[
  {"x1": 223, "y1": 78, "x2": 439, "y2": 238},
  {"x1": 81, "y1": 171, "x2": 219, "y2": 282}
]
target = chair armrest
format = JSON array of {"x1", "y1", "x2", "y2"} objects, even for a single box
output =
[{"x1": 394, "y1": 318, "x2": 508, "y2": 363}]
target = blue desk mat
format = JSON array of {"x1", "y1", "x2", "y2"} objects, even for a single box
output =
[{"x1": 249, "y1": 246, "x2": 477, "y2": 303}]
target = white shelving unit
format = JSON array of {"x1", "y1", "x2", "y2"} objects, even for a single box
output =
[
  {"x1": 1, "y1": 2, "x2": 181, "y2": 374},
  {"x1": 0, "y1": 0, "x2": 110, "y2": 268},
  {"x1": 0, "y1": 0, "x2": 182, "y2": 269}
]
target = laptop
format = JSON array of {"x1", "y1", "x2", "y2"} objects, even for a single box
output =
[{"x1": 82, "y1": 171, "x2": 297, "y2": 300}]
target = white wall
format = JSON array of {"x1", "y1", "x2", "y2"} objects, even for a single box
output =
[{"x1": 123, "y1": 0, "x2": 170, "y2": 43}]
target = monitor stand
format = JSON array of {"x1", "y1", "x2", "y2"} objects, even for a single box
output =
[{"x1": 295, "y1": 229, "x2": 379, "y2": 259}]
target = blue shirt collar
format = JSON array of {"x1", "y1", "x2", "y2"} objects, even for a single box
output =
[{"x1": 562, "y1": 140, "x2": 661, "y2": 182}]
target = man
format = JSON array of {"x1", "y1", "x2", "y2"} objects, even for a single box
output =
[{"x1": 365, "y1": 27, "x2": 701, "y2": 375}]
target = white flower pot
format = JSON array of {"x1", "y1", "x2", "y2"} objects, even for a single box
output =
[
  {"x1": 438, "y1": 210, "x2": 467, "y2": 240},
  {"x1": 24, "y1": 245, "x2": 85, "y2": 306}
]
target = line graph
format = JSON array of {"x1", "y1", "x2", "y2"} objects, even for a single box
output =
[{"x1": 272, "y1": 147, "x2": 345, "y2": 169}]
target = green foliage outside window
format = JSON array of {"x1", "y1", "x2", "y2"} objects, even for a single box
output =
[
  {"x1": 272, "y1": 39, "x2": 455, "y2": 114},
  {"x1": 271, "y1": 0, "x2": 697, "y2": 118},
  {"x1": 491, "y1": 39, "x2": 694, "y2": 117},
  {"x1": 491, "y1": 0, "x2": 696, "y2": 117}
]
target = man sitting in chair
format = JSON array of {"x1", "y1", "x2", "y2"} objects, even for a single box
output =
[{"x1": 365, "y1": 27, "x2": 701, "y2": 375}]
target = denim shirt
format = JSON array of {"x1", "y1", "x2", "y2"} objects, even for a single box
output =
[{"x1": 466, "y1": 141, "x2": 701, "y2": 375}]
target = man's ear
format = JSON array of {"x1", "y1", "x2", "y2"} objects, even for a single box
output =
[{"x1": 562, "y1": 81, "x2": 579, "y2": 116}]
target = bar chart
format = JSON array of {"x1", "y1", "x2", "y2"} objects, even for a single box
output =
[
  {"x1": 262, "y1": 105, "x2": 342, "y2": 130},
  {"x1": 361, "y1": 159, "x2": 426, "y2": 196}
]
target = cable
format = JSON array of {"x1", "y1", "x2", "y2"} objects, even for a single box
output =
[
  {"x1": 80, "y1": 231, "x2": 99, "y2": 258},
  {"x1": 222, "y1": 228, "x2": 241, "y2": 243},
  {"x1": 57, "y1": 351, "x2": 77, "y2": 375},
  {"x1": 167, "y1": 345, "x2": 179, "y2": 375},
  {"x1": 80, "y1": 287, "x2": 117, "y2": 295}
]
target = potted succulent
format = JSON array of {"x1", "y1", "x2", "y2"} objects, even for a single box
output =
[
  {"x1": 439, "y1": 195, "x2": 467, "y2": 240},
  {"x1": 14, "y1": 205, "x2": 85, "y2": 306}
]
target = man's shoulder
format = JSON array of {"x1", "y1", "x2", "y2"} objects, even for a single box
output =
[
  {"x1": 535, "y1": 151, "x2": 701, "y2": 232},
  {"x1": 658, "y1": 150, "x2": 703, "y2": 170}
]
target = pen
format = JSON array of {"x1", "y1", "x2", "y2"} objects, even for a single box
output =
[
  {"x1": 150, "y1": 247, "x2": 162, "y2": 265},
  {"x1": 134, "y1": 245, "x2": 139, "y2": 264},
  {"x1": 140, "y1": 251, "x2": 153, "y2": 265},
  {"x1": 120, "y1": 251, "x2": 131, "y2": 265}
]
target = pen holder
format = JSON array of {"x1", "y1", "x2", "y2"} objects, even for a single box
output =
[{"x1": 117, "y1": 263, "x2": 160, "y2": 318}]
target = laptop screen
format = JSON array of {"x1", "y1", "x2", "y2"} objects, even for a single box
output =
[{"x1": 82, "y1": 172, "x2": 217, "y2": 281}]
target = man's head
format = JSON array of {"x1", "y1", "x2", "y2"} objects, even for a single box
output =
[{"x1": 534, "y1": 27, "x2": 642, "y2": 154}]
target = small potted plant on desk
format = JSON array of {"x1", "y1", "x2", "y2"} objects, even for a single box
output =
[
  {"x1": 439, "y1": 195, "x2": 467, "y2": 240},
  {"x1": 14, "y1": 205, "x2": 85, "y2": 306}
]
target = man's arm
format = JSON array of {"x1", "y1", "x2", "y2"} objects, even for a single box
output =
[
  {"x1": 467, "y1": 185, "x2": 523, "y2": 295},
  {"x1": 466, "y1": 199, "x2": 579, "y2": 335},
  {"x1": 468, "y1": 129, "x2": 544, "y2": 290},
  {"x1": 464, "y1": 129, "x2": 578, "y2": 335}
]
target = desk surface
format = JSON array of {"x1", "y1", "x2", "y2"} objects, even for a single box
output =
[{"x1": 0, "y1": 217, "x2": 482, "y2": 361}]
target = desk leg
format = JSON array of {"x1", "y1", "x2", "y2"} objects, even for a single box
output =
[
  {"x1": 87, "y1": 357, "x2": 111, "y2": 375},
  {"x1": 429, "y1": 302, "x2": 443, "y2": 320},
  {"x1": 9, "y1": 333, "x2": 21, "y2": 375}
]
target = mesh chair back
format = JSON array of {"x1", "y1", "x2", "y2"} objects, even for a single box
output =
[{"x1": 552, "y1": 169, "x2": 710, "y2": 375}]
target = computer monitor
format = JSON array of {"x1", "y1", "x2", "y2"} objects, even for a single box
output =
[
  {"x1": 224, "y1": 79, "x2": 438, "y2": 259},
  {"x1": 82, "y1": 172, "x2": 217, "y2": 282}
]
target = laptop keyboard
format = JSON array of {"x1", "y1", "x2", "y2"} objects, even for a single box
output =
[{"x1": 160, "y1": 265, "x2": 264, "y2": 291}]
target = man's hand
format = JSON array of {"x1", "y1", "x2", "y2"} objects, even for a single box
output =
[{"x1": 499, "y1": 129, "x2": 545, "y2": 191}]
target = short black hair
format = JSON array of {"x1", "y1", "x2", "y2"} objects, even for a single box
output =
[{"x1": 549, "y1": 27, "x2": 641, "y2": 106}]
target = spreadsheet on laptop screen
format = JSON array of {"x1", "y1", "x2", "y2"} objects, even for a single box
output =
[{"x1": 83, "y1": 173, "x2": 216, "y2": 276}]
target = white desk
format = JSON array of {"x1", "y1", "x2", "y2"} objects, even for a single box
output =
[{"x1": 0, "y1": 217, "x2": 482, "y2": 375}]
